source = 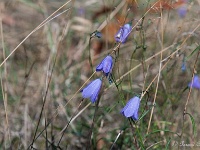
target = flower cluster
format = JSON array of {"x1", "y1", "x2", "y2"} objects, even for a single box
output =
[
  {"x1": 81, "y1": 23, "x2": 141, "y2": 120},
  {"x1": 81, "y1": 55, "x2": 113, "y2": 103}
]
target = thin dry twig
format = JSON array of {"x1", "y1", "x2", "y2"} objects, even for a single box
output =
[
  {"x1": 0, "y1": 0, "x2": 72, "y2": 68},
  {"x1": 0, "y1": 12, "x2": 10, "y2": 148},
  {"x1": 146, "y1": 9, "x2": 164, "y2": 135}
]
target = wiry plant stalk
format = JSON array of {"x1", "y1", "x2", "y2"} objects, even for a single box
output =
[{"x1": 0, "y1": 13, "x2": 11, "y2": 148}]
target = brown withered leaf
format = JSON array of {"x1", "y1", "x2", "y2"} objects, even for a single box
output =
[
  {"x1": 149, "y1": 0, "x2": 174, "y2": 13},
  {"x1": 1, "y1": 13, "x2": 16, "y2": 26}
]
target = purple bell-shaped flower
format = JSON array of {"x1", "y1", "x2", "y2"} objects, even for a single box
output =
[
  {"x1": 115, "y1": 23, "x2": 132, "y2": 43},
  {"x1": 176, "y1": 0, "x2": 187, "y2": 18},
  {"x1": 177, "y1": 5, "x2": 187, "y2": 18},
  {"x1": 81, "y1": 79, "x2": 102, "y2": 103},
  {"x1": 188, "y1": 75, "x2": 200, "y2": 89},
  {"x1": 96, "y1": 55, "x2": 113, "y2": 76},
  {"x1": 121, "y1": 96, "x2": 140, "y2": 121}
]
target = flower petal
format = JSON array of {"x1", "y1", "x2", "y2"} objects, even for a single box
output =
[
  {"x1": 188, "y1": 75, "x2": 200, "y2": 89},
  {"x1": 90, "y1": 80, "x2": 102, "y2": 103},
  {"x1": 82, "y1": 79, "x2": 102, "y2": 99},
  {"x1": 82, "y1": 82, "x2": 96, "y2": 98},
  {"x1": 178, "y1": 5, "x2": 187, "y2": 18},
  {"x1": 115, "y1": 23, "x2": 132, "y2": 43},
  {"x1": 96, "y1": 62, "x2": 103, "y2": 72},
  {"x1": 121, "y1": 24, "x2": 132, "y2": 43},
  {"x1": 132, "y1": 106, "x2": 139, "y2": 120},
  {"x1": 103, "y1": 56, "x2": 113, "y2": 75},
  {"x1": 96, "y1": 55, "x2": 113, "y2": 76},
  {"x1": 121, "y1": 96, "x2": 140, "y2": 119}
]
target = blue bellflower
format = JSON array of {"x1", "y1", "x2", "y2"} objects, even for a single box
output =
[
  {"x1": 188, "y1": 75, "x2": 200, "y2": 89},
  {"x1": 121, "y1": 96, "x2": 140, "y2": 121},
  {"x1": 177, "y1": 0, "x2": 187, "y2": 18},
  {"x1": 81, "y1": 79, "x2": 102, "y2": 103},
  {"x1": 181, "y1": 61, "x2": 186, "y2": 72},
  {"x1": 178, "y1": 5, "x2": 187, "y2": 18},
  {"x1": 96, "y1": 55, "x2": 113, "y2": 76},
  {"x1": 115, "y1": 23, "x2": 132, "y2": 43}
]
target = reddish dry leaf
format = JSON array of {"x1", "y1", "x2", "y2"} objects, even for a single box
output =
[
  {"x1": 2, "y1": 14, "x2": 15, "y2": 26},
  {"x1": 149, "y1": 0, "x2": 187, "y2": 13},
  {"x1": 101, "y1": 22, "x2": 119, "y2": 43},
  {"x1": 92, "y1": 6, "x2": 113, "y2": 20},
  {"x1": 150, "y1": 1, "x2": 174, "y2": 13},
  {"x1": 173, "y1": 0, "x2": 187, "y2": 9},
  {"x1": 101, "y1": 14, "x2": 129, "y2": 43}
]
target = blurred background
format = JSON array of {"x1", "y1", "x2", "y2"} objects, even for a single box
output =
[{"x1": 0, "y1": 0, "x2": 200, "y2": 149}]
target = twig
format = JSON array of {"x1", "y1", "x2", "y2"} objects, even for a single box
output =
[{"x1": 0, "y1": 12, "x2": 11, "y2": 147}]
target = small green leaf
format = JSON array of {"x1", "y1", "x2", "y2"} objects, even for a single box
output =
[
  {"x1": 186, "y1": 46, "x2": 200, "y2": 60},
  {"x1": 165, "y1": 138, "x2": 172, "y2": 150},
  {"x1": 185, "y1": 113, "x2": 197, "y2": 137}
]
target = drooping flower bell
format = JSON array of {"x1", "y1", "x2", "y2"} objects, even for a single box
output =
[
  {"x1": 121, "y1": 96, "x2": 140, "y2": 121},
  {"x1": 188, "y1": 75, "x2": 200, "y2": 89},
  {"x1": 177, "y1": 5, "x2": 187, "y2": 18},
  {"x1": 115, "y1": 23, "x2": 132, "y2": 43},
  {"x1": 175, "y1": 0, "x2": 187, "y2": 18},
  {"x1": 81, "y1": 78, "x2": 102, "y2": 103},
  {"x1": 181, "y1": 62, "x2": 186, "y2": 72},
  {"x1": 96, "y1": 55, "x2": 113, "y2": 76}
]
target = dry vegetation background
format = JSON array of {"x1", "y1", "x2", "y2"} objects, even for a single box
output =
[{"x1": 0, "y1": 0, "x2": 200, "y2": 149}]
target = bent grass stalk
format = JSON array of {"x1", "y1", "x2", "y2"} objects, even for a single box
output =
[
  {"x1": 0, "y1": 0, "x2": 72, "y2": 68},
  {"x1": 28, "y1": 71, "x2": 96, "y2": 147},
  {"x1": 146, "y1": 9, "x2": 164, "y2": 135},
  {"x1": 0, "y1": 14, "x2": 11, "y2": 147},
  {"x1": 28, "y1": 2, "x2": 73, "y2": 147},
  {"x1": 57, "y1": 98, "x2": 85, "y2": 146}
]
